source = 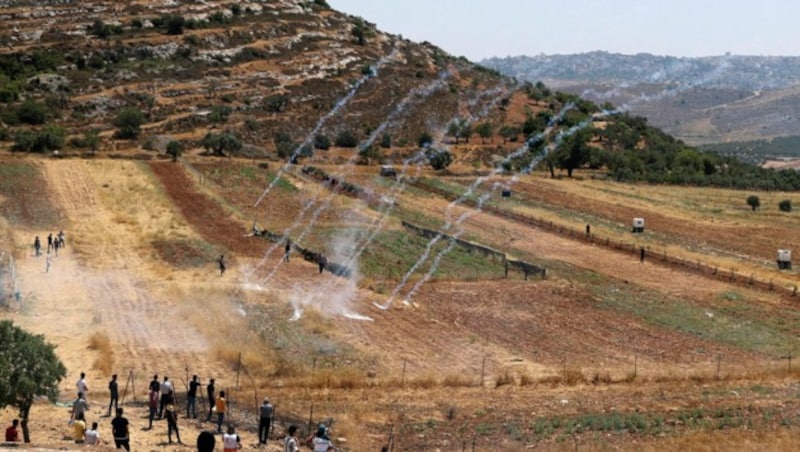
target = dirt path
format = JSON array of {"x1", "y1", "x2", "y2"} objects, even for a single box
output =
[{"x1": 13, "y1": 160, "x2": 213, "y2": 396}]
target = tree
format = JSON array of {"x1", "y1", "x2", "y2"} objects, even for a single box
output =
[
  {"x1": 164, "y1": 15, "x2": 185, "y2": 35},
  {"x1": 351, "y1": 23, "x2": 366, "y2": 45},
  {"x1": 779, "y1": 199, "x2": 792, "y2": 212},
  {"x1": 358, "y1": 144, "x2": 381, "y2": 164},
  {"x1": 426, "y1": 147, "x2": 452, "y2": 171},
  {"x1": 499, "y1": 125, "x2": 520, "y2": 143},
  {"x1": 84, "y1": 129, "x2": 100, "y2": 156},
  {"x1": 166, "y1": 140, "x2": 184, "y2": 162},
  {"x1": 202, "y1": 131, "x2": 241, "y2": 157},
  {"x1": 334, "y1": 130, "x2": 358, "y2": 148},
  {"x1": 313, "y1": 134, "x2": 331, "y2": 150},
  {"x1": 475, "y1": 122, "x2": 493, "y2": 144},
  {"x1": 551, "y1": 127, "x2": 594, "y2": 177},
  {"x1": 746, "y1": 195, "x2": 760, "y2": 211},
  {"x1": 380, "y1": 132, "x2": 392, "y2": 149},
  {"x1": 0, "y1": 321, "x2": 67, "y2": 443},
  {"x1": 16, "y1": 100, "x2": 49, "y2": 125},
  {"x1": 113, "y1": 107, "x2": 145, "y2": 139}
]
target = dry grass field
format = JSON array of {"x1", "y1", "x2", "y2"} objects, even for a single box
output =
[{"x1": 3, "y1": 149, "x2": 800, "y2": 451}]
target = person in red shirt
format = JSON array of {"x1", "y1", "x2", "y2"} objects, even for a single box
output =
[{"x1": 5, "y1": 419, "x2": 20, "y2": 442}]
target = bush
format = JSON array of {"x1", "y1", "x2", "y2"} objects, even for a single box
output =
[
  {"x1": 418, "y1": 131, "x2": 433, "y2": 148},
  {"x1": 202, "y1": 131, "x2": 241, "y2": 157},
  {"x1": 208, "y1": 105, "x2": 232, "y2": 123},
  {"x1": 779, "y1": 199, "x2": 792, "y2": 212},
  {"x1": 166, "y1": 140, "x2": 184, "y2": 161},
  {"x1": 334, "y1": 129, "x2": 358, "y2": 148},
  {"x1": 313, "y1": 134, "x2": 331, "y2": 150},
  {"x1": 12, "y1": 126, "x2": 65, "y2": 153},
  {"x1": 164, "y1": 15, "x2": 185, "y2": 35},
  {"x1": 746, "y1": 195, "x2": 760, "y2": 211},
  {"x1": 426, "y1": 147, "x2": 452, "y2": 171},
  {"x1": 264, "y1": 94, "x2": 290, "y2": 113},
  {"x1": 17, "y1": 100, "x2": 49, "y2": 125},
  {"x1": 380, "y1": 133, "x2": 391, "y2": 148}
]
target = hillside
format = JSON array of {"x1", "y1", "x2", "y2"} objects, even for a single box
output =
[
  {"x1": 3, "y1": 2, "x2": 800, "y2": 452},
  {"x1": 482, "y1": 52, "x2": 800, "y2": 146}
]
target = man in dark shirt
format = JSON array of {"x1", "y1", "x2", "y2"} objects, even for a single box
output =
[
  {"x1": 205, "y1": 378, "x2": 215, "y2": 422},
  {"x1": 108, "y1": 374, "x2": 119, "y2": 416},
  {"x1": 111, "y1": 408, "x2": 130, "y2": 451},
  {"x1": 187, "y1": 375, "x2": 200, "y2": 418}
]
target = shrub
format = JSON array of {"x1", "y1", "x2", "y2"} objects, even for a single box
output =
[
  {"x1": 17, "y1": 100, "x2": 49, "y2": 125},
  {"x1": 202, "y1": 131, "x2": 241, "y2": 157},
  {"x1": 208, "y1": 105, "x2": 232, "y2": 123},
  {"x1": 313, "y1": 134, "x2": 331, "y2": 150},
  {"x1": 746, "y1": 195, "x2": 760, "y2": 211},
  {"x1": 164, "y1": 14, "x2": 185, "y2": 35},
  {"x1": 12, "y1": 126, "x2": 65, "y2": 153},
  {"x1": 334, "y1": 129, "x2": 358, "y2": 148},
  {"x1": 418, "y1": 131, "x2": 433, "y2": 147},
  {"x1": 264, "y1": 94, "x2": 290, "y2": 113},
  {"x1": 380, "y1": 132, "x2": 391, "y2": 149},
  {"x1": 779, "y1": 199, "x2": 792, "y2": 212},
  {"x1": 426, "y1": 147, "x2": 452, "y2": 171}
]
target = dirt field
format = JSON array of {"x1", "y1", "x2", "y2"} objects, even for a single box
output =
[{"x1": 3, "y1": 154, "x2": 800, "y2": 451}]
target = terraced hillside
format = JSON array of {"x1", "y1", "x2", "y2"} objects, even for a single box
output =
[{"x1": 2, "y1": 2, "x2": 800, "y2": 451}]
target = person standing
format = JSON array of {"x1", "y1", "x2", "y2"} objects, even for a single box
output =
[
  {"x1": 5, "y1": 419, "x2": 20, "y2": 442},
  {"x1": 159, "y1": 376, "x2": 174, "y2": 419},
  {"x1": 205, "y1": 378, "x2": 215, "y2": 422},
  {"x1": 258, "y1": 397, "x2": 274, "y2": 445},
  {"x1": 111, "y1": 407, "x2": 130, "y2": 451},
  {"x1": 165, "y1": 403, "x2": 182, "y2": 444},
  {"x1": 214, "y1": 391, "x2": 227, "y2": 433},
  {"x1": 33, "y1": 236, "x2": 41, "y2": 256},
  {"x1": 46, "y1": 252, "x2": 52, "y2": 273},
  {"x1": 76, "y1": 372, "x2": 89, "y2": 400},
  {"x1": 47, "y1": 233, "x2": 53, "y2": 253},
  {"x1": 318, "y1": 254, "x2": 327, "y2": 274},
  {"x1": 147, "y1": 386, "x2": 158, "y2": 429},
  {"x1": 218, "y1": 255, "x2": 226, "y2": 276},
  {"x1": 187, "y1": 375, "x2": 200, "y2": 419},
  {"x1": 284, "y1": 425, "x2": 299, "y2": 452},
  {"x1": 54, "y1": 236, "x2": 60, "y2": 257},
  {"x1": 72, "y1": 392, "x2": 89, "y2": 421},
  {"x1": 222, "y1": 425, "x2": 241, "y2": 452},
  {"x1": 108, "y1": 374, "x2": 119, "y2": 416}
]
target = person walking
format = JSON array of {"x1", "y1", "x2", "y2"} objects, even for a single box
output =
[
  {"x1": 222, "y1": 425, "x2": 241, "y2": 452},
  {"x1": 283, "y1": 240, "x2": 291, "y2": 262},
  {"x1": 158, "y1": 376, "x2": 174, "y2": 419},
  {"x1": 218, "y1": 255, "x2": 226, "y2": 276},
  {"x1": 187, "y1": 375, "x2": 200, "y2": 419},
  {"x1": 147, "y1": 386, "x2": 158, "y2": 430},
  {"x1": 71, "y1": 392, "x2": 89, "y2": 421},
  {"x1": 214, "y1": 390, "x2": 227, "y2": 433},
  {"x1": 111, "y1": 407, "x2": 130, "y2": 451},
  {"x1": 258, "y1": 397, "x2": 274, "y2": 445},
  {"x1": 283, "y1": 425, "x2": 299, "y2": 452},
  {"x1": 33, "y1": 236, "x2": 41, "y2": 256},
  {"x1": 107, "y1": 374, "x2": 119, "y2": 416},
  {"x1": 165, "y1": 403, "x2": 182, "y2": 444},
  {"x1": 205, "y1": 378, "x2": 215, "y2": 422}
]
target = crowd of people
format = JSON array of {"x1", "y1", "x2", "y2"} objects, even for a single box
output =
[
  {"x1": 32, "y1": 230, "x2": 66, "y2": 273},
  {"x1": 12, "y1": 370, "x2": 327, "y2": 450}
]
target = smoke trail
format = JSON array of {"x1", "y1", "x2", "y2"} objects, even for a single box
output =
[
  {"x1": 256, "y1": 72, "x2": 453, "y2": 285},
  {"x1": 374, "y1": 104, "x2": 576, "y2": 310},
  {"x1": 253, "y1": 48, "x2": 399, "y2": 208}
]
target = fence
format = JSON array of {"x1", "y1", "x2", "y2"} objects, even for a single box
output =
[
  {"x1": 409, "y1": 181, "x2": 797, "y2": 297},
  {"x1": 249, "y1": 225, "x2": 352, "y2": 278},
  {"x1": 400, "y1": 220, "x2": 546, "y2": 280}
]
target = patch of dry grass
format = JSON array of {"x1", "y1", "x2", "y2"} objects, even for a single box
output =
[{"x1": 87, "y1": 331, "x2": 114, "y2": 375}]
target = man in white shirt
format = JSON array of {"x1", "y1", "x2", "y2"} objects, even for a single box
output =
[
  {"x1": 85, "y1": 422, "x2": 100, "y2": 445},
  {"x1": 76, "y1": 372, "x2": 89, "y2": 400},
  {"x1": 159, "y1": 376, "x2": 174, "y2": 418}
]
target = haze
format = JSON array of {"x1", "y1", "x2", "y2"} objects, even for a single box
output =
[{"x1": 331, "y1": 0, "x2": 800, "y2": 61}]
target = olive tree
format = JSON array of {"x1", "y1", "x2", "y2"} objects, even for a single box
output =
[
  {"x1": 0, "y1": 321, "x2": 66, "y2": 443},
  {"x1": 746, "y1": 195, "x2": 760, "y2": 211}
]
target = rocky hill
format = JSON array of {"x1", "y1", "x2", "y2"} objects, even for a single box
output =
[
  {"x1": 482, "y1": 51, "x2": 800, "y2": 145},
  {"x1": 0, "y1": 0, "x2": 513, "y2": 158}
]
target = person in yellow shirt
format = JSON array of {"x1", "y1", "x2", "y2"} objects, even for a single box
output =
[{"x1": 72, "y1": 412, "x2": 86, "y2": 444}]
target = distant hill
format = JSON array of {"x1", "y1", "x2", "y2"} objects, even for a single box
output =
[{"x1": 482, "y1": 51, "x2": 800, "y2": 147}]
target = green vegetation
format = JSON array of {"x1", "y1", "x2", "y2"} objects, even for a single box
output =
[
  {"x1": 113, "y1": 107, "x2": 145, "y2": 139},
  {"x1": 12, "y1": 126, "x2": 65, "y2": 153},
  {"x1": 0, "y1": 321, "x2": 67, "y2": 443},
  {"x1": 334, "y1": 129, "x2": 358, "y2": 148},
  {"x1": 203, "y1": 131, "x2": 242, "y2": 157},
  {"x1": 426, "y1": 148, "x2": 453, "y2": 171},
  {"x1": 358, "y1": 229, "x2": 504, "y2": 281},
  {"x1": 746, "y1": 195, "x2": 760, "y2": 211},
  {"x1": 778, "y1": 199, "x2": 792, "y2": 212}
]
